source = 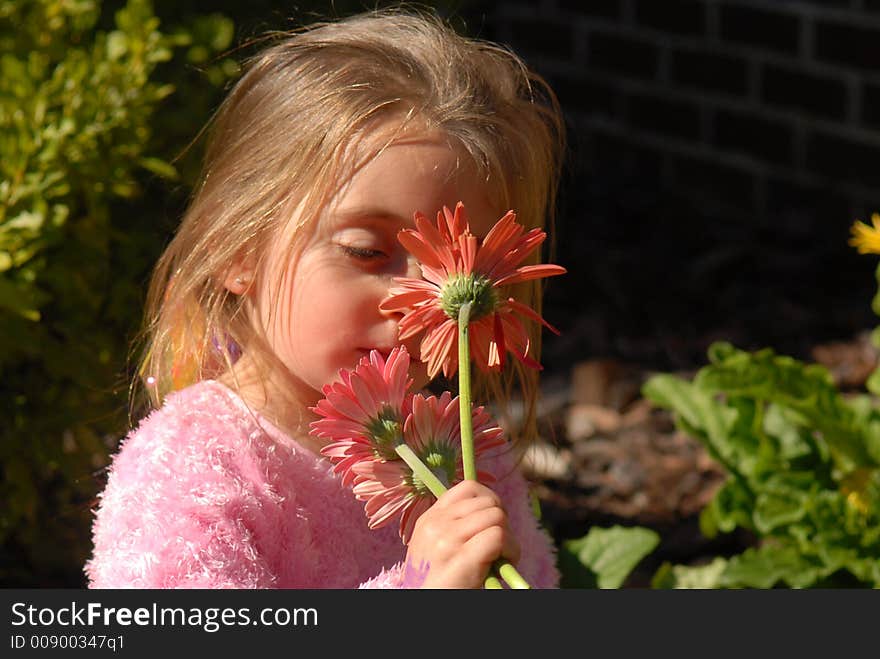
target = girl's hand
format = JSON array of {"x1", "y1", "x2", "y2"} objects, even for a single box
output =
[{"x1": 404, "y1": 479, "x2": 520, "y2": 589}]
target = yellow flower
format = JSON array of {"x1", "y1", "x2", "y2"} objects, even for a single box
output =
[
  {"x1": 840, "y1": 467, "x2": 873, "y2": 515},
  {"x1": 849, "y1": 213, "x2": 880, "y2": 254}
]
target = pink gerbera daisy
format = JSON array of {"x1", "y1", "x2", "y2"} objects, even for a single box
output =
[
  {"x1": 379, "y1": 202, "x2": 566, "y2": 378},
  {"x1": 350, "y1": 391, "x2": 507, "y2": 542},
  {"x1": 312, "y1": 347, "x2": 412, "y2": 486}
]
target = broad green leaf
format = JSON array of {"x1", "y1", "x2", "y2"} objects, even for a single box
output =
[{"x1": 561, "y1": 525, "x2": 660, "y2": 589}]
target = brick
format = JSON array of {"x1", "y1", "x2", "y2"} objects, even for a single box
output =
[
  {"x1": 862, "y1": 83, "x2": 880, "y2": 128},
  {"x1": 588, "y1": 31, "x2": 660, "y2": 80},
  {"x1": 634, "y1": 0, "x2": 706, "y2": 35},
  {"x1": 671, "y1": 155, "x2": 757, "y2": 212},
  {"x1": 509, "y1": 18, "x2": 573, "y2": 60},
  {"x1": 557, "y1": 0, "x2": 622, "y2": 20},
  {"x1": 719, "y1": 3, "x2": 800, "y2": 54},
  {"x1": 588, "y1": 131, "x2": 666, "y2": 183},
  {"x1": 765, "y1": 177, "x2": 852, "y2": 232},
  {"x1": 550, "y1": 75, "x2": 622, "y2": 116},
  {"x1": 805, "y1": 130, "x2": 880, "y2": 188},
  {"x1": 625, "y1": 91, "x2": 702, "y2": 141},
  {"x1": 714, "y1": 109, "x2": 794, "y2": 165},
  {"x1": 762, "y1": 64, "x2": 848, "y2": 121},
  {"x1": 815, "y1": 21, "x2": 880, "y2": 72},
  {"x1": 671, "y1": 48, "x2": 749, "y2": 96}
]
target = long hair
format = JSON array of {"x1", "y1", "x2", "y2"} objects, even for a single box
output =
[{"x1": 134, "y1": 8, "x2": 565, "y2": 447}]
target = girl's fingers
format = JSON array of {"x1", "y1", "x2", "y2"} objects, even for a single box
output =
[
  {"x1": 433, "y1": 479, "x2": 502, "y2": 510},
  {"x1": 441, "y1": 503, "x2": 508, "y2": 543},
  {"x1": 462, "y1": 511, "x2": 520, "y2": 565},
  {"x1": 408, "y1": 479, "x2": 520, "y2": 588},
  {"x1": 454, "y1": 524, "x2": 518, "y2": 581},
  {"x1": 441, "y1": 492, "x2": 505, "y2": 523}
]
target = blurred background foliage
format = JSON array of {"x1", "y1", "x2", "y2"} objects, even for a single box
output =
[
  {"x1": 0, "y1": 0, "x2": 243, "y2": 586},
  {"x1": 0, "y1": 0, "x2": 476, "y2": 588}
]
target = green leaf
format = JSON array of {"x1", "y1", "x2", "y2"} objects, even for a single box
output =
[
  {"x1": 763, "y1": 403, "x2": 813, "y2": 462},
  {"x1": 138, "y1": 156, "x2": 177, "y2": 180},
  {"x1": 560, "y1": 525, "x2": 660, "y2": 589},
  {"x1": 651, "y1": 557, "x2": 728, "y2": 589},
  {"x1": 700, "y1": 479, "x2": 754, "y2": 536},
  {"x1": 753, "y1": 487, "x2": 807, "y2": 534},
  {"x1": 866, "y1": 422, "x2": 880, "y2": 464},
  {"x1": 106, "y1": 30, "x2": 128, "y2": 60},
  {"x1": 722, "y1": 544, "x2": 821, "y2": 588}
]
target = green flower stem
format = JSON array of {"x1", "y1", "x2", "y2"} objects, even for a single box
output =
[
  {"x1": 396, "y1": 444, "x2": 447, "y2": 499},
  {"x1": 484, "y1": 574, "x2": 504, "y2": 589},
  {"x1": 458, "y1": 302, "x2": 477, "y2": 481},
  {"x1": 495, "y1": 559, "x2": 530, "y2": 589},
  {"x1": 395, "y1": 423, "x2": 531, "y2": 589},
  {"x1": 456, "y1": 303, "x2": 532, "y2": 588}
]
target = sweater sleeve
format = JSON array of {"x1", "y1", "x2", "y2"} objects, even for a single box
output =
[
  {"x1": 85, "y1": 393, "x2": 283, "y2": 589},
  {"x1": 357, "y1": 562, "x2": 405, "y2": 589}
]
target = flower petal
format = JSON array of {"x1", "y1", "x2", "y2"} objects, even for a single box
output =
[{"x1": 493, "y1": 263, "x2": 567, "y2": 287}]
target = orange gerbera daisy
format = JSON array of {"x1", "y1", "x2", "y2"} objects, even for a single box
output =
[
  {"x1": 350, "y1": 392, "x2": 506, "y2": 542},
  {"x1": 379, "y1": 202, "x2": 566, "y2": 378}
]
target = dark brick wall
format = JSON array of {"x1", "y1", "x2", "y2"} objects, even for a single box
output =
[{"x1": 462, "y1": 0, "x2": 880, "y2": 371}]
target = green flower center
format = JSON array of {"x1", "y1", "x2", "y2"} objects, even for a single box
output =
[
  {"x1": 409, "y1": 442, "x2": 457, "y2": 496},
  {"x1": 366, "y1": 407, "x2": 403, "y2": 460},
  {"x1": 439, "y1": 272, "x2": 498, "y2": 322}
]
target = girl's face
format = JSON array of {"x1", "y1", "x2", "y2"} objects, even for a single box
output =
[{"x1": 253, "y1": 129, "x2": 499, "y2": 413}]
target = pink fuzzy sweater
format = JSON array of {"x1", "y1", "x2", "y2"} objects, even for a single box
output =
[{"x1": 85, "y1": 380, "x2": 559, "y2": 588}]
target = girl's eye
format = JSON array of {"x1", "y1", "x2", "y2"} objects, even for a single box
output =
[{"x1": 339, "y1": 244, "x2": 387, "y2": 260}]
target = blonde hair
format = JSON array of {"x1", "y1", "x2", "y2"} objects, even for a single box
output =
[{"x1": 135, "y1": 8, "x2": 565, "y2": 447}]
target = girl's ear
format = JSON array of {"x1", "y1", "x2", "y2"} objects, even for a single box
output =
[{"x1": 223, "y1": 261, "x2": 256, "y2": 296}]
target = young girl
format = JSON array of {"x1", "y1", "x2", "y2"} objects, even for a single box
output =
[{"x1": 85, "y1": 8, "x2": 565, "y2": 589}]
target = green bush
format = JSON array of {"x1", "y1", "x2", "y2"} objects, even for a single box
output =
[
  {"x1": 0, "y1": 0, "x2": 235, "y2": 586},
  {"x1": 644, "y1": 342, "x2": 880, "y2": 588}
]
